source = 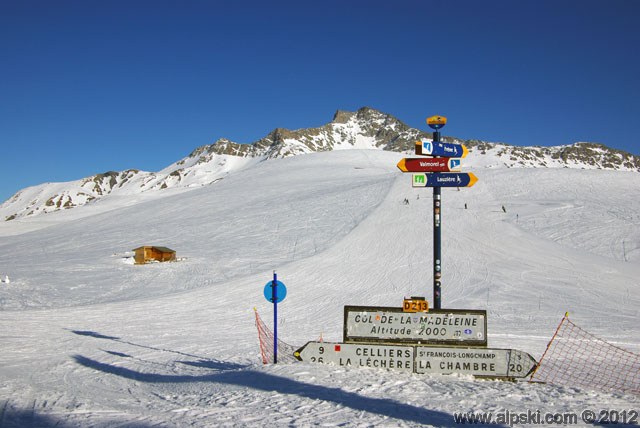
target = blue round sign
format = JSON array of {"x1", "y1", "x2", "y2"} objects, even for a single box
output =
[{"x1": 263, "y1": 280, "x2": 287, "y2": 303}]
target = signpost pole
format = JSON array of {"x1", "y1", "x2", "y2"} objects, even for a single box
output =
[
  {"x1": 272, "y1": 271, "x2": 278, "y2": 364},
  {"x1": 433, "y1": 130, "x2": 442, "y2": 310},
  {"x1": 263, "y1": 273, "x2": 286, "y2": 364}
]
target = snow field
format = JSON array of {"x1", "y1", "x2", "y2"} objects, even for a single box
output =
[{"x1": 0, "y1": 150, "x2": 638, "y2": 427}]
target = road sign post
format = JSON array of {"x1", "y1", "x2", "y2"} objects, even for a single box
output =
[
  {"x1": 289, "y1": 115, "x2": 529, "y2": 380},
  {"x1": 263, "y1": 271, "x2": 287, "y2": 364},
  {"x1": 431, "y1": 127, "x2": 443, "y2": 310},
  {"x1": 396, "y1": 116, "x2": 475, "y2": 308},
  {"x1": 293, "y1": 296, "x2": 537, "y2": 379},
  {"x1": 273, "y1": 271, "x2": 278, "y2": 363}
]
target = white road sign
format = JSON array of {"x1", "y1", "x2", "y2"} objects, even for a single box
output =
[
  {"x1": 294, "y1": 342, "x2": 413, "y2": 372},
  {"x1": 295, "y1": 342, "x2": 537, "y2": 379},
  {"x1": 415, "y1": 347, "x2": 537, "y2": 378},
  {"x1": 344, "y1": 306, "x2": 487, "y2": 346}
]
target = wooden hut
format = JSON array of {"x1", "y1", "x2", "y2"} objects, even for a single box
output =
[{"x1": 132, "y1": 246, "x2": 177, "y2": 264}]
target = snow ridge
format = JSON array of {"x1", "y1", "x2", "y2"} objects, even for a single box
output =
[{"x1": 2, "y1": 107, "x2": 638, "y2": 221}]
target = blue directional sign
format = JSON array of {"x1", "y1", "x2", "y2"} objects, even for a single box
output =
[
  {"x1": 416, "y1": 138, "x2": 468, "y2": 158},
  {"x1": 412, "y1": 172, "x2": 478, "y2": 188},
  {"x1": 264, "y1": 280, "x2": 287, "y2": 303}
]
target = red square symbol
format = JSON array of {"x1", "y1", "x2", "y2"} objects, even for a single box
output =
[{"x1": 334, "y1": 345, "x2": 341, "y2": 352}]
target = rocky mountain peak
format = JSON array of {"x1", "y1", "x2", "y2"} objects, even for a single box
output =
[
  {"x1": 331, "y1": 109, "x2": 354, "y2": 124},
  {"x1": 332, "y1": 107, "x2": 399, "y2": 126}
]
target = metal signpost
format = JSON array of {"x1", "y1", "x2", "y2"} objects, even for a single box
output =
[
  {"x1": 430, "y1": 119, "x2": 444, "y2": 310},
  {"x1": 396, "y1": 116, "x2": 473, "y2": 309},
  {"x1": 263, "y1": 271, "x2": 287, "y2": 363},
  {"x1": 289, "y1": 115, "x2": 537, "y2": 381}
]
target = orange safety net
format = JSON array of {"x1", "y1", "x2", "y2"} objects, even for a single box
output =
[
  {"x1": 530, "y1": 313, "x2": 640, "y2": 394},
  {"x1": 254, "y1": 308, "x2": 299, "y2": 364}
]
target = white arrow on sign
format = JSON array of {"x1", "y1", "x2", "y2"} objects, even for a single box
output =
[
  {"x1": 415, "y1": 346, "x2": 537, "y2": 378},
  {"x1": 294, "y1": 342, "x2": 414, "y2": 372}
]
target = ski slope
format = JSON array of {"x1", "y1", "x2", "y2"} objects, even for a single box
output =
[{"x1": 0, "y1": 150, "x2": 638, "y2": 427}]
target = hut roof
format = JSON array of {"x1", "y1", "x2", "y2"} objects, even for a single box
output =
[{"x1": 132, "y1": 246, "x2": 175, "y2": 253}]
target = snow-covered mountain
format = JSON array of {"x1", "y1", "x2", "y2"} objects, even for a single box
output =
[{"x1": 2, "y1": 107, "x2": 638, "y2": 222}]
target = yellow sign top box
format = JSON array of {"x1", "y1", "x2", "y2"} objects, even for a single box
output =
[{"x1": 426, "y1": 115, "x2": 447, "y2": 127}]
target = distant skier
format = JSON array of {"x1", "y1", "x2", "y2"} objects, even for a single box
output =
[
  {"x1": 403, "y1": 198, "x2": 409, "y2": 205},
  {"x1": 502, "y1": 205, "x2": 507, "y2": 213},
  {"x1": 3, "y1": 275, "x2": 9, "y2": 284},
  {"x1": 464, "y1": 203, "x2": 468, "y2": 210}
]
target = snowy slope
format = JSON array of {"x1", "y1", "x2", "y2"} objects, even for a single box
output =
[
  {"x1": 0, "y1": 150, "x2": 639, "y2": 427},
  {"x1": 0, "y1": 152, "x2": 262, "y2": 225}
]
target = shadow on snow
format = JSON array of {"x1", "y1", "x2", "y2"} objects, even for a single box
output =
[
  {"x1": 0, "y1": 401, "x2": 154, "y2": 428},
  {"x1": 69, "y1": 329, "x2": 218, "y2": 361},
  {"x1": 69, "y1": 328, "x2": 508, "y2": 426},
  {"x1": 69, "y1": 330, "x2": 120, "y2": 340},
  {"x1": 72, "y1": 354, "x2": 497, "y2": 427}
]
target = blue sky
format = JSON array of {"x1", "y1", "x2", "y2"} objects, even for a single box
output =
[{"x1": 1, "y1": 0, "x2": 639, "y2": 203}]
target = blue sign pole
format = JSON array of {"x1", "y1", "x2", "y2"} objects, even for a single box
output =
[
  {"x1": 263, "y1": 273, "x2": 286, "y2": 364},
  {"x1": 272, "y1": 271, "x2": 278, "y2": 364},
  {"x1": 432, "y1": 131, "x2": 442, "y2": 310},
  {"x1": 425, "y1": 116, "x2": 446, "y2": 310}
]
